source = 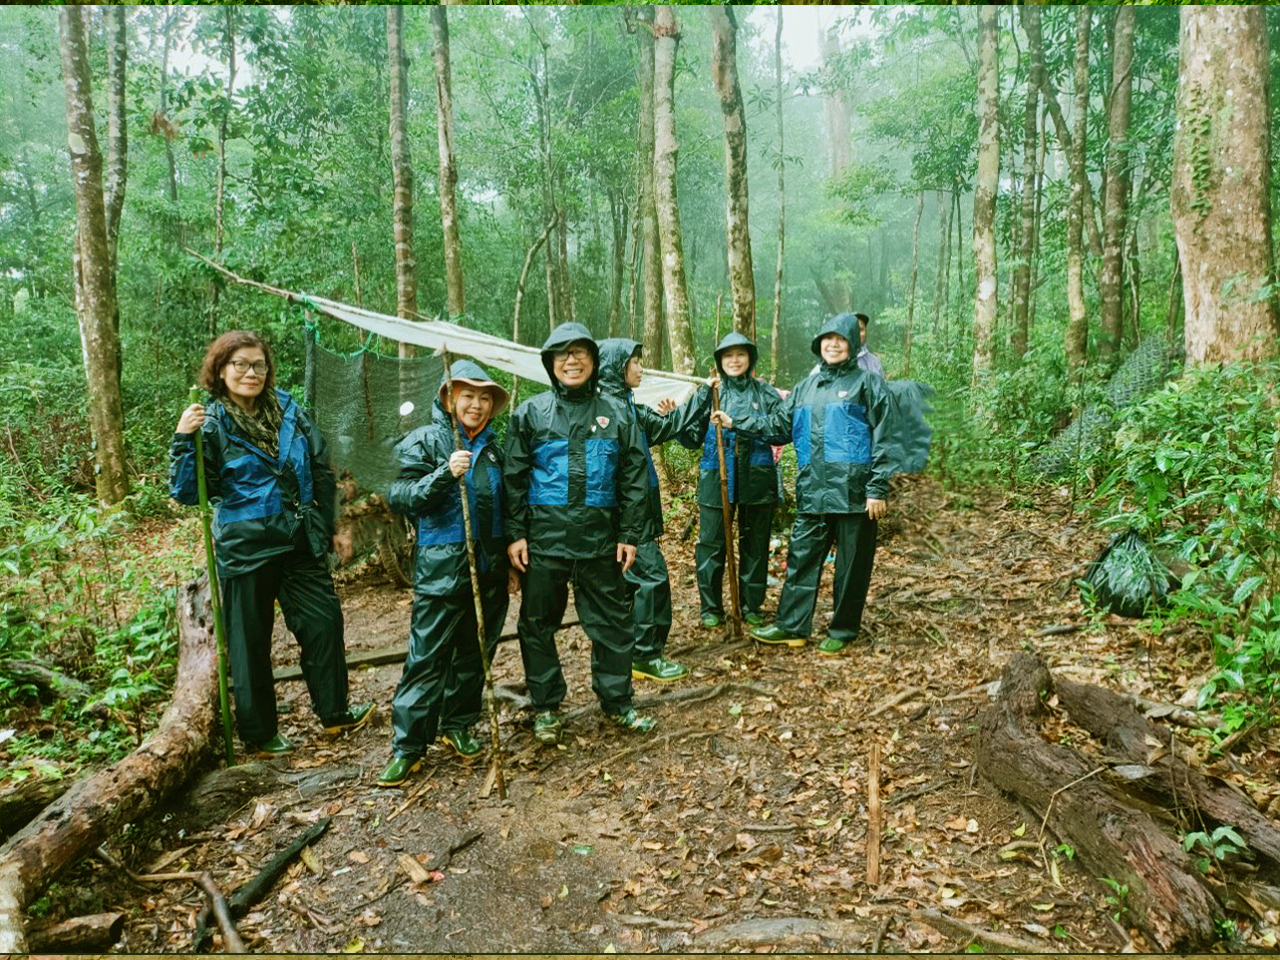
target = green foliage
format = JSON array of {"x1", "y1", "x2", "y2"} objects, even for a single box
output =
[{"x1": 1183, "y1": 824, "x2": 1246, "y2": 874}]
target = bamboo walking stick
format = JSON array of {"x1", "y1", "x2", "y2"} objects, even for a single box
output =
[
  {"x1": 440, "y1": 348, "x2": 507, "y2": 801},
  {"x1": 189, "y1": 386, "x2": 236, "y2": 766},
  {"x1": 710, "y1": 377, "x2": 744, "y2": 640}
]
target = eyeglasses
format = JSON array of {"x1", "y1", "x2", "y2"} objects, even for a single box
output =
[
  {"x1": 552, "y1": 347, "x2": 592, "y2": 363},
  {"x1": 228, "y1": 360, "x2": 269, "y2": 375}
]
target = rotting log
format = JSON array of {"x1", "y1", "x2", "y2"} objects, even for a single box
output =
[
  {"x1": 28, "y1": 911, "x2": 125, "y2": 952},
  {"x1": 0, "y1": 659, "x2": 92, "y2": 705},
  {"x1": 0, "y1": 779, "x2": 71, "y2": 844},
  {"x1": 975, "y1": 651, "x2": 1223, "y2": 951},
  {"x1": 0, "y1": 576, "x2": 219, "y2": 953},
  {"x1": 1056, "y1": 678, "x2": 1280, "y2": 868}
]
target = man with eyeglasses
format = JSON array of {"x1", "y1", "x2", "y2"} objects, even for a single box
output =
[{"x1": 504, "y1": 323, "x2": 657, "y2": 744}]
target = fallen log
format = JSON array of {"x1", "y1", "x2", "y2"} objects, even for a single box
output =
[
  {"x1": 1056, "y1": 678, "x2": 1280, "y2": 868},
  {"x1": 0, "y1": 658, "x2": 92, "y2": 705},
  {"x1": 0, "y1": 576, "x2": 220, "y2": 954},
  {"x1": 27, "y1": 911, "x2": 125, "y2": 952},
  {"x1": 0, "y1": 779, "x2": 71, "y2": 844},
  {"x1": 974, "y1": 652, "x2": 1223, "y2": 951}
]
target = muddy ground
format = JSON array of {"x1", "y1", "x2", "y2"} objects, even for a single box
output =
[{"x1": 35, "y1": 476, "x2": 1280, "y2": 952}]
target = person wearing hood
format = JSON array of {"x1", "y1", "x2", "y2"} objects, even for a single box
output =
[
  {"x1": 598, "y1": 338, "x2": 712, "y2": 682},
  {"x1": 171, "y1": 331, "x2": 374, "y2": 759},
  {"x1": 678, "y1": 332, "x2": 788, "y2": 630},
  {"x1": 711, "y1": 313, "x2": 894, "y2": 655},
  {"x1": 854, "y1": 313, "x2": 885, "y2": 378},
  {"x1": 504, "y1": 323, "x2": 656, "y2": 744},
  {"x1": 376, "y1": 361, "x2": 512, "y2": 788}
]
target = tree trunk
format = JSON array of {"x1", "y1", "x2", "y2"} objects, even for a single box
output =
[
  {"x1": 975, "y1": 653, "x2": 1224, "y2": 951},
  {"x1": 558, "y1": 208, "x2": 574, "y2": 325},
  {"x1": 710, "y1": 8, "x2": 756, "y2": 342},
  {"x1": 608, "y1": 190, "x2": 626, "y2": 338},
  {"x1": 971, "y1": 5, "x2": 1000, "y2": 395},
  {"x1": 1172, "y1": 6, "x2": 1279, "y2": 366},
  {"x1": 931, "y1": 190, "x2": 951, "y2": 332},
  {"x1": 387, "y1": 6, "x2": 417, "y2": 357},
  {"x1": 652, "y1": 7, "x2": 695, "y2": 376},
  {"x1": 1063, "y1": 8, "x2": 1091, "y2": 375},
  {"x1": 1011, "y1": 7, "x2": 1042, "y2": 361},
  {"x1": 820, "y1": 27, "x2": 852, "y2": 179},
  {"x1": 431, "y1": 7, "x2": 465, "y2": 320},
  {"x1": 1099, "y1": 7, "x2": 1134, "y2": 363},
  {"x1": 159, "y1": 9, "x2": 181, "y2": 211},
  {"x1": 210, "y1": 6, "x2": 236, "y2": 340},
  {"x1": 904, "y1": 190, "x2": 923, "y2": 378},
  {"x1": 104, "y1": 6, "x2": 127, "y2": 275},
  {"x1": 637, "y1": 12, "x2": 664, "y2": 367},
  {"x1": 771, "y1": 8, "x2": 785, "y2": 381},
  {"x1": 0, "y1": 577, "x2": 219, "y2": 953},
  {"x1": 60, "y1": 7, "x2": 128, "y2": 507}
]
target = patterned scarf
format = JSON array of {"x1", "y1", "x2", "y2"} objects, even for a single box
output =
[{"x1": 223, "y1": 388, "x2": 284, "y2": 459}]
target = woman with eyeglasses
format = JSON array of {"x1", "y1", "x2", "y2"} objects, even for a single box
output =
[{"x1": 170, "y1": 331, "x2": 372, "y2": 759}]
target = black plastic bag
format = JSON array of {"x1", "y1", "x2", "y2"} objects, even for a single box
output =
[{"x1": 1082, "y1": 529, "x2": 1177, "y2": 618}]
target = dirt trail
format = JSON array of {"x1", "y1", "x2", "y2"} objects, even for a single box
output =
[{"x1": 84, "y1": 477, "x2": 1277, "y2": 952}]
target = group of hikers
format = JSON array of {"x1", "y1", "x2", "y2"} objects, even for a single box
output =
[{"x1": 171, "y1": 311, "x2": 921, "y2": 789}]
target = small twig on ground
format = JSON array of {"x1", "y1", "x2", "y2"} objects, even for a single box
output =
[
  {"x1": 388, "y1": 770, "x2": 435, "y2": 821},
  {"x1": 198, "y1": 872, "x2": 246, "y2": 954},
  {"x1": 867, "y1": 743, "x2": 881, "y2": 886},
  {"x1": 1031, "y1": 623, "x2": 1081, "y2": 638},
  {"x1": 912, "y1": 908, "x2": 1046, "y2": 953},
  {"x1": 867, "y1": 686, "x2": 922, "y2": 719},
  {"x1": 871, "y1": 916, "x2": 891, "y2": 953},
  {"x1": 1036, "y1": 766, "x2": 1104, "y2": 849},
  {"x1": 591, "y1": 729, "x2": 714, "y2": 771},
  {"x1": 617, "y1": 914, "x2": 694, "y2": 930}
]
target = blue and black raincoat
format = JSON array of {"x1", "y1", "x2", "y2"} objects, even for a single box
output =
[
  {"x1": 170, "y1": 388, "x2": 337, "y2": 579},
  {"x1": 503, "y1": 323, "x2": 649, "y2": 558}
]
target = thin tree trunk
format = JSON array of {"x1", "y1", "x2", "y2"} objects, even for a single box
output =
[
  {"x1": 905, "y1": 190, "x2": 923, "y2": 378},
  {"x1": 608, "y1": 191, "x2": 626, "y2": 339},
  {"x1": 1011, "y1": 7, "x2": 1041, "y2": 361},
  {"x1": 388, "y1": 6, "x2": 417, "y2": 357},
  {"x1": 1099, "y1": 7, "x2": 1134, "y2": 363},
  {"x1": 558, "y1": 208, "x2": 574, "y2": 325},
  {"x1": 652, "y1": 6, "x2": 695, "y2": 376},
  {"x1": 529, "y1": 21, "x2": 561, "y2": 329},
  {"x1": 104, "y1": 6, "x2": 127, "y2": 274},
  {"x1": 771, "y1": 8, "x2": 785, "y2": 380},
  {"x1": 931, "y1": 190, "x2": 950, "y2": 331},
  {"x1": 159, "y1": 8, "x2": 180, "y2": 210},
  {"x1": 431, "y1": 7, "x2": 465, "y2": 320},
  {"x1": 210, "y1": 6, "x2": 236, "y2": 340},
  {"x1": 1172, "y1": 6, "x2": 1279, "y2": 366},
  {"x1": 710, "y1": 7, "x2": 756, "y2": 342},
  {"x1": 1064, "y1": 8, "x2": 1091, "y2": 375},
  {"x1": 59, "y1": 7, "x2": 128, "y2": 507},
  {"x1": 1030, "y1": 104, "x2": 1046, "y2": 332},
  {"x1": 511, "y1": 216, "x2": 558, "y2": 408},
  {"x1": 820, "y1": 27, "x2": 852, "y2": 179},
  {"x1": 971, "y1": 5, "x2": 1000, "y2": 395},
  {"x1": 637, "y1": 12, "x2": 663, "y2": 363}
]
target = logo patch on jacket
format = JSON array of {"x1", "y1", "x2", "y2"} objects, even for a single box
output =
[
  {"x1": 596, "y1": 416, "x2": 610, "y2": 429},
  {"x1": 837, "y1": 390, "x2": 849, "y2": 399}
]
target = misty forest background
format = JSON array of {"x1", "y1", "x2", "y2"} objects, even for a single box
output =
[{"x1": 2, "y1": 5, "x2": 1280, "y2": 777}]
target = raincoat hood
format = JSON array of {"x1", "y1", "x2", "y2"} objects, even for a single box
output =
[
  {"x1": 540, "y1": 323, "x2": 600, "y2": 397},
  {"x1": 810, "y1": 313, "x2": 860, "y2": 359},
  {"x1": 714, "y1": 331, "x2": 757, "y2": 379},
  {"x1": 597, "y1": 338, "x2": 643, "y2": 400},
  {"x1": 436, "y1": 358, "x2": 509, "y2": 420}
]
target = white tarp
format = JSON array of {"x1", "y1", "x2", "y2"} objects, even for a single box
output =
[{"x1": 307, "y1": 295, "x2": 702, "y2": 408}]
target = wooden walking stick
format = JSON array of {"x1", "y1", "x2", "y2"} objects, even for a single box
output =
[
  {"x1": 189, "y1": 386, "x2": 236, "y2": 767},
  {"x1": 710, "y1": 375, "x2": 744, "y2": 641},
  {"x1": 440, "y1": 347, "x2": 507, "y2": 801}
]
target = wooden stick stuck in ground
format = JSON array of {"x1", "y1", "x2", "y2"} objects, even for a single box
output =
[{"x1": 867, "y1": 742, "x2": 881, "y2": 886}]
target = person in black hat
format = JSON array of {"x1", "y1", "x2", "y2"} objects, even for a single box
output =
[{"x1": 710, "y1": 313, "x2": 895, "y2": 655}]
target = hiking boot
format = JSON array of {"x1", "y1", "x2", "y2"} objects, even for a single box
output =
[
  {"x1": 322, "y1": 701, "x2": 376, "y2": 737},
  {"x1": 750, "y1": 624, "x2": 806, "y2": 647},
  {"x1": 604, "y1": 707, "x2": 657, "y2": 734},
  {"x1": 701, "y1": 613, "x2": 723, "y2": 628},
  {"x1": 533, "y1": 711, "x2": 563, "y2": 745},
  {"x1": 632, "y1": 656, "x2": 688, "y2": 683},
  {"x1": 245, "y1": 733, "x2": 294, "y2": 759},
  {"x1": 817, "y1": 637, "x2": 854, "y2": 656},
  {"x1": 376, "y1": 755, "x2": 423, "y2": 788},
  {"x1": 743, "y1": 612, "x2": 767, "y2": 628},
  {"x1": 441, "y1": 729, "x2": 482, "y2": 758}
]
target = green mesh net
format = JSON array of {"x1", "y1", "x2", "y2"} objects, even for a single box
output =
[
  {"x1": 1033, "y1": 337, "x2": 1181, "y2": 478},
  {"x1": 304, "y1": 327, "x2": 443, "y2": 494}
]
